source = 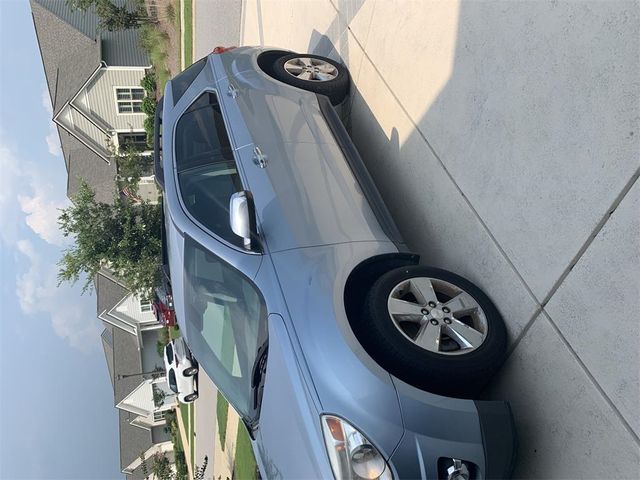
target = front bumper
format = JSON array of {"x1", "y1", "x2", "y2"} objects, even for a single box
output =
[{"x1": 388, "y1": 378, "x2": 516, "y2": 479}]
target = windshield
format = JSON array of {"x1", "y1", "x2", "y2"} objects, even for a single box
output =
[{"x1": 182, "y1": 236, "x2": 267, "y2": 419}]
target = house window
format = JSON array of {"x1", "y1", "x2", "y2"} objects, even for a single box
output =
[
  {"x1": 153, "y1": 411, "x2": 166, "y2": 422},
  {"x1": 118, "y1": 132, "x2": 148, "y2": 151},
  {"x1": 139, "y1": 299, "x2": 152, "y2": 312},
  {"x1": 116, "y1": 87, "x2": 144, "y2": 114}
]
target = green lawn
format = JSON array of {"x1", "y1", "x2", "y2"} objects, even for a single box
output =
[
  {"x1": 179, "y1": 402, "x2": 190, "y2": 434},
  {"x1": 183, "y1": 0, "x2": 193, "y2": 66},
  {"x1": 234, "y1": 423, "x2": 258, "y2": 480},
  {"x1": 216, "y1": 391, "x2": 229, "y2": 449}
]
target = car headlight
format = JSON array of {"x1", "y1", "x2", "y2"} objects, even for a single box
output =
[{"x1": 321, "y1": 415, "x2": 393, "y2": 480}]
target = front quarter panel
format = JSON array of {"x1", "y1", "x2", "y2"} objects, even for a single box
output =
[
  {"x1": 270, "y1": 241, "x2": 405, "y2": 459},
  {"x1": 256, "y1": 313, "x2": 333, "y2": 480}
]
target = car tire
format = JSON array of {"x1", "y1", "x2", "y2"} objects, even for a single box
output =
[
  {"x1": 271, "y1": 53, "x2": 350, "y2": 105},
  {"x1": 183, "y1": 366, "x2": 198, "y2": 377},
  {"x1": 184, "y1": 393, "x2": 198, "y2": 402},
  {"x1": 359, "y1": 266, "x2": 507, "y2": 398}
]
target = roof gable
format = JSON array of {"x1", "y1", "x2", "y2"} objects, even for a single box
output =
[{"x1": 30, "y1": 0, "x2": 101, "y2": 115}]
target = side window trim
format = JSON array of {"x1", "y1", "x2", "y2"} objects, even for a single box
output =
[{"x1": 171, "y1": 89, "x2": 259, "y2": 255}]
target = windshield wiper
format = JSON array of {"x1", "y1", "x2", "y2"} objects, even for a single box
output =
[{"x1": 250, "y1": 340, "x2": 269, "y2": 414}]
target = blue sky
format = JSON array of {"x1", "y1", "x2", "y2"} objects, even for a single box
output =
[{"x1": 0, "y1": 1, "x2": 121, "y2": 478}]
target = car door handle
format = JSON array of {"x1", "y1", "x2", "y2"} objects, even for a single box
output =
[
  {"x1": 227, "y1": 83, "x2": 238, "y2": 99},
  {"x1": 253, "y1": 146, "x2": 267, "y2": 168}
]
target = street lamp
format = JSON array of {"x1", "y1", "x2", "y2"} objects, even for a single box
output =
[{"x1": 117, "y1": 368, "x2": 164, "y2": 381}]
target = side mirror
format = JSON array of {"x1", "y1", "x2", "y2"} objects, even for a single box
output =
[{"x1": 230, "y1": 191, "x2": 259, "y2": 251}]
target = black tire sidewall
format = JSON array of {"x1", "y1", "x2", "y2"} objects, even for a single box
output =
[
  {"x1": 272, "y1": 53, "x2": 350, "y2": 105},
  {"x1": 361, "y1": 265, "x2": 507, "y2": 397}
]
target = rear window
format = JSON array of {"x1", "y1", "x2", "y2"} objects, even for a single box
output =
[
  {"x1": 171, "y1": 57, "x2": 207, "y2": 105},
  {"x1": 174, "y1": 92, "x2": 233, "y2": 172}
]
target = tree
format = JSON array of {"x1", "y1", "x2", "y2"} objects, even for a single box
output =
[
  {"x1": 115, "y1": 147, "x2": 154, "y2": 197},
  {"x1": 66, "y1": 0, "x2": 152, "y2": 31},
  {"x1": 58, "y1": 182, "x2": 162, "y2": 295}
]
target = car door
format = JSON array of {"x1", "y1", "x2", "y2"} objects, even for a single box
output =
[{"x1": 215, "y1": 70, "x2": 389, "y2": 253}]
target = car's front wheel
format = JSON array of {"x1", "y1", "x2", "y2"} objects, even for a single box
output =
[
  {"x1": 271, "y1": 53, "x2": 350, "y2": 105},
  {"x1": 183, "y1": 366, "x2": 198, "y2": 377},
  {"x1": 360, "y1": 266, "x2": 507, "y2": 397},
  {"x1": 184, "y1": 393, "x2": 198, "y2": 403}
]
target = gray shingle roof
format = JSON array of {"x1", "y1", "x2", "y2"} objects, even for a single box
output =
[
  {"x1": 101, "y1": 325, "x2": 116, "y2": 390},
  {"x1": 119, "y1": 410, "x2": 153, "y2": 474},
  {"x1": 33, "y1": 0, "x2": 149, "y2": 67},
  {"x1": 96, "y1": 271, "x2": 129, "y2": 316},
  {"x1": 30, "y1": 0, "x2": 101, "y2": 115},
  {"x1": 113, "y1": 327, "x2": 143, "y2": 404},
  {"x1": 62, "y1": 128, "x2": 117, "y2": 203}
]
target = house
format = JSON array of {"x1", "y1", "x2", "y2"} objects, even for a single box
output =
[
  {"x1": 99, "y1": 271, "x2": 176, "y2": 478},
  {"x1": 31, "y1": 0, "x2": 157, "y2": 203},
  {"x1": 31, "y1": 2, "x2": 171, "y2": 476}
]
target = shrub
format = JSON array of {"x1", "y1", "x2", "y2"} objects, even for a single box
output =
[
  {"x1": 144, "y1": 116, "x2": 155, "y2": 147},
  {"x1": 142, "y1": 96, "x2": 156, "y2": 116},
  {"x1": 141, "y1": 71, "x2": 157, "y2": 94}
]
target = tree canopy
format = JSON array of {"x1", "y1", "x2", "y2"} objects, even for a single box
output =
[
  {"x1": 58, "y1": 182, "x2": 162, "y2": 295},
  {"x1": 66, "y1": 0, "x2": 151, "y2": 31}
]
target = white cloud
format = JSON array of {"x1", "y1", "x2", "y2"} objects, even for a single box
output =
[
  {"x1": 18, "y1": 187, "x2": 67, "y2": 246},
  {"x1": 1, "y1": 128, "x2": 97, "y2": 353},
  {"x1": 15, "y1": 239, "x2": 99, "y2": 353},
  {"x1": 0, "y1": 135, "x2": 69, "y2": 246}
]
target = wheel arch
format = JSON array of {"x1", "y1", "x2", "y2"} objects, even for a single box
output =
[{"x1": 344, "y1": 252, "x2": 420, "y2": 333}]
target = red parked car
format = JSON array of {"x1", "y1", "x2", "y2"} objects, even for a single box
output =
[{"x1": 152, "y1": 268, "x2": 176, "y2": 326}]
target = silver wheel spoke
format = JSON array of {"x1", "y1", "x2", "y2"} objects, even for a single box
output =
[
  {"x1": 445, "y1": 318, "x2": 484, "y2": 350},
  {"x1": 298, "y1": 57, "x2": 313, "y2": 67},
  {"x1": 314, "y1": 71, "x2": 334, "y2": 81},
  {"x1": 410, "y1": 278, "x2": 439, "y2": 305},
  {"x1": 298, "y1": 71, "x2": 312, "y2": 80},
  {"x1": 414, "y1": 324, "x2": 442, "y2": 352},
  {"x1": 318, "y1": 63, "x2": 337, "y2": 74},
  {"x1": 285, "y1": 64, "x2": 304, "y2": 74},
  {"x1": 388, "y1": 298, "x2": 424, "y2": 323},
  {"x1": 445, "y1": 292, "x2": 479, "y2": 316}
]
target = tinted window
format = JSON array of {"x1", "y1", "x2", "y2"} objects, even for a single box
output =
[
  {"x1": 178, "y1": 161, "x2": 243, "y2": 247},
  {"x1": 183, "y1": 237, "x2": 267, "y2": 419},
  {"x1": 165, "y1": 343, "x2": 174, "y2": 364},
  {"x1": 167, "y1": 369, "x2": 178, "y2": 393},
  {"x1": 171, "y1": 57, "x2": 207, "y2": 105},
  {"x1": 175, "y1": 92, "x2": 233, "y2": 172}
]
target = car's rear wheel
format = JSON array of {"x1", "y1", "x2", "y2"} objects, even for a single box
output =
[
  {"x1": 183, "y1": 366, "x2": 198, "y2": 377},
  {"x1": 271, "y1": 53, "x2": 350, "y2": 105},
  {"x1": 184, "y1": 393, "x2": 198, "y2": 402},
  {"x1": 360, "y1": 266, "x2": 507, "y2": 397}
]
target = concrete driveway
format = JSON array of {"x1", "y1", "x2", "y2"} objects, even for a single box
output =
[{"x1": 193, "y1": 0, "x2": 640, "y2": 477}]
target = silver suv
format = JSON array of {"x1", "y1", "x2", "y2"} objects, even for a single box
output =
[{"x1": 156, "y1": 46, "x2": 516, "y2": 480}]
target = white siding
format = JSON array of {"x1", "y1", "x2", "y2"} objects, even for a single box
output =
[
  {"x1": 114, "y1": 293, "x2": 157, "y2": 325},
  {"x1": 70, "y1": 107, "x2": 110, "y2": 151},
  {"x1": 85, "y1": 67, "x2": 147, "y2": 131}
]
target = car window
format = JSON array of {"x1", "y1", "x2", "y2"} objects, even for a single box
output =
[
  {"x1": 178, "y1": 160, "x2": 244, "y2": 247},
  {"x1": 167, "y1": 369, "x2": 178, "y2": 393},
  {"x1": 182, "y1": 236, "x2": 267, "y2": 419},
  {"x1": 171, "y1": 57, "x2": 207, "y2": 105},
  {"x1": 166, "y1": 344, "x2": 174, "y2": 364},
  {"x1": 175, "y1": 92, "x2": 233, "y2": 172}
]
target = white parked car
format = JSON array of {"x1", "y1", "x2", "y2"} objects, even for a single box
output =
[{"x1": 163, "y1": 337, "x2": 199, "y2": 403}]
